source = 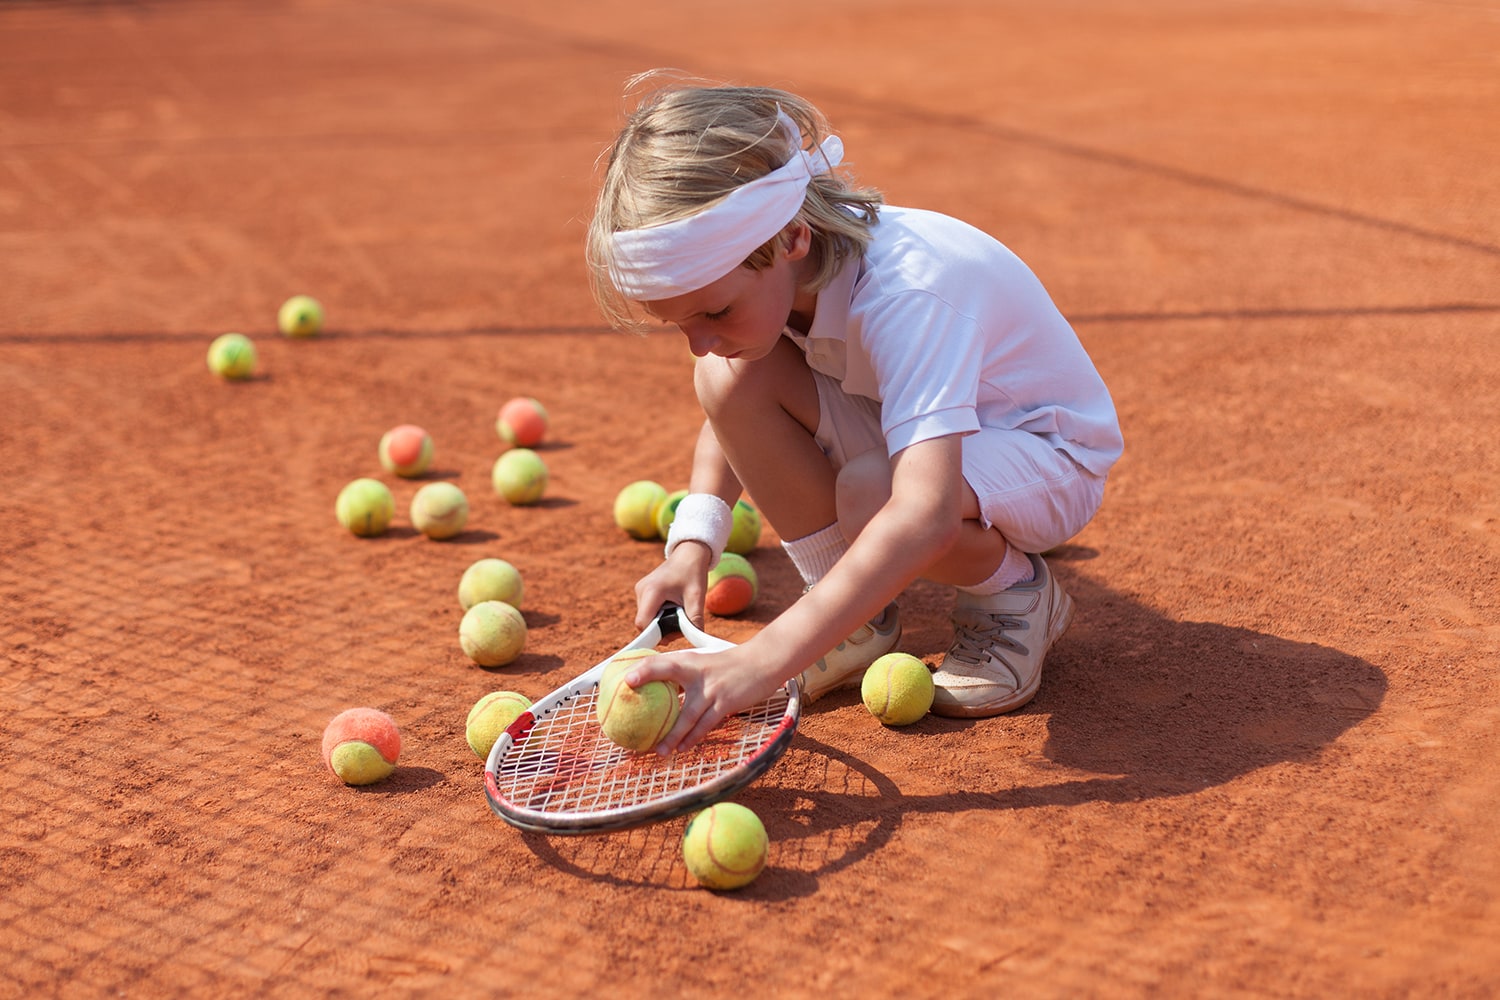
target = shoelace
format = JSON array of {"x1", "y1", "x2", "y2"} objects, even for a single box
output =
[{"x1": 949, "y1": 610, "x2": 1029, "y2": 661}]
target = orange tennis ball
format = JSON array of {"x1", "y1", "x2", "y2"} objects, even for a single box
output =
[
  {"x1": 705, "y1": 552, "x2": 758, "y2": 616},
  {"x1": 378, "y1": 424, "x2": 434, "y2": 478},
  {"x1": 595, "y1": 648, "x2": 681, "y2": 752},
  {"x1": 496, "y1": 396, "x2": 548, "y2": 448},
  {"x1": 321, "y1": 707, "x2": 401, "y2": 785}
]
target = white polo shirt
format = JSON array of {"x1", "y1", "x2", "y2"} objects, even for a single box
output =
[{"x1": 788, "y1": 205, "x2": 1123, "y2": 477}]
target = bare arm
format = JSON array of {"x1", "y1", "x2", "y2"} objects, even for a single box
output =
[
  {"x1": 632, "y1": 420, "x2": 744, "y2": 629},
  {"x1": 629, "y1": 433, "x2": 967, "y2": 751}
]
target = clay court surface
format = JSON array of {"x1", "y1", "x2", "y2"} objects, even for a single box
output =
[{"x1": 2, "y1": 0, "x2": 1497, "y2": 995}]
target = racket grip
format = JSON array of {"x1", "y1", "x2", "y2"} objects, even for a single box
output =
[{"x1": 656, "y1": 604, "x2": 684, "y2": 641}]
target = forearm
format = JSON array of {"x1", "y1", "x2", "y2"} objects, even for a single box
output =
[{"x1": 688, "y1": 420, "x2": 742, "y2": 503}]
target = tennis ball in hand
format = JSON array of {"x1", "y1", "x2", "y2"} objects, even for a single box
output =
[
  {"x1": 496, "y1": 396, "x2": 548, "y2": 447},
  {"x1": 321, "y1": 707, "x2": 401, "y2": 785},
  {"x1": 682, "y1": 801, "x2": 769, "y2": 890},
  {"x1": 335, "y1": 477, "x2": 395, "y2": 537},
  {"x1": 861, "y1": 652, "x2": 935, "y2": 726},
  {"x1": 410, "y1": 481, "x2": 469, "y2": 539},
  {"x1": 457, "y1": 557, "x2": 524, "y2": 611},
  {"x1": 726, "y1": 499, "x2": 762, "y2": 554},
  {"x1": 206, "y1": 332, "x2": 257, "y2": 379},
  {"x1": 379, "y1": 424, "x2": 433, "y2": 478},
  {"x1": 278, "y1": 294, "x2": 324, "y2": 337},
  {"x1": 459, "y1": 600, "x2": 527, "y2": 667},
  {"x1": 652, "y1": 488, "x2": 689, "y2": 540},
  {"x1": 613, "y1": 480, "x2": 667, "y2": 540},
  {"x1": 465, "y1": 690, "x2": 533, "y2": 758},
  {"x1": 595, "y1": 648, "x2": 681, "y2": 752},
  {"x1": 705, "y1": 552, "x2": 758, "y2": 617},
  {"x1": 492, "y1": 448, "x2": 548, "y2": 505}
]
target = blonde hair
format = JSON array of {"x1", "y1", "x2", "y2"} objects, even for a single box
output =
[{"x1": 587, "y1": 71, "x2": 883, "y2": 330}]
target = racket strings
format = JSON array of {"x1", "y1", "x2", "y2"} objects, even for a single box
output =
[{"x1": 491, "y1": 685, "x2": 792, "y2": 817}]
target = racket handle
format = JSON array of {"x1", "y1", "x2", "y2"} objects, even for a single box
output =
[{"x1": 656, "y1": 603, "x2": 684, "y2": 641}]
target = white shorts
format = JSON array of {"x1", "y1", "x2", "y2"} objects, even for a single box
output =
[{"x1": 812, "y1": 370, "x2": 1106, "y2": 554}]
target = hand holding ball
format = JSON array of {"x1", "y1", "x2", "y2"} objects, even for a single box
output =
[
  {"x1": 335, "y1": 478, "x2": 395, "y2": 537},
  {"x1": 595, "y1": 648, "x2": 681, "y2": 752},
  {"x1": 379, "y1": 424, "x2": 433, "y2": 478},
  {"x1": 410, "y1": 481, "x2": 469, "y2": 539},
  {"x1": 321, "y1": 707, "x2": 401, "y2": 785},
  {"x1": 682, "y1": 802, "x2": 769, "y2": 890},
  {"x1": 861, "y1": 652, "x2": 935, "y2": 725},
  {"x1": 459, "y1": 600, "x2": 527, "y2": 667}
]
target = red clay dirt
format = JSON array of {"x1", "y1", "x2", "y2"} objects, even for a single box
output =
[{"x1": 2, "y1": 1, "x2": 1497, "y2": 996}]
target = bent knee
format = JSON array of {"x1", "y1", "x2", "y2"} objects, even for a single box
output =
[
  {"x1": 835, "y1": 448, "x2": 892, "y2": 535},
  {"x1": 693, "y1": 337, "x2": 814, "y2": 420}
]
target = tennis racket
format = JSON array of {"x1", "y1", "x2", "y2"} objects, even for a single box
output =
[{"x1": 484, "y1": 604, "x2": 801, "y2": 834}]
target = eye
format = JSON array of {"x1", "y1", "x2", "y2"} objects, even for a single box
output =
[{"x1": 705, "y1": 306, "x2": 732, "y2": 321}]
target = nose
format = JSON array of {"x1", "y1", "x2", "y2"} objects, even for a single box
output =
[{"x1": 682, "y1": 326, "x2": 718, "y2": 358}]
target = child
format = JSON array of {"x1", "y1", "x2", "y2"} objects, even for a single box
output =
[{"x1": 586, "y1": 73, "x2": 1123, "y2": 753}]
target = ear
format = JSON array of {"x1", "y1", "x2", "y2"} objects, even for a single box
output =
[{"x1": 781, "y1": 221, "x2": 813, "y2": 261}]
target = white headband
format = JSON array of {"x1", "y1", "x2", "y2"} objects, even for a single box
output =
[{"x1": 608, "y1": 111, "x2": 845, "y2": 300}]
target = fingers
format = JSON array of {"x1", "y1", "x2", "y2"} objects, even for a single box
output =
[{"x1": 624, "y1": 652, "x2": 724, "y2": 754}]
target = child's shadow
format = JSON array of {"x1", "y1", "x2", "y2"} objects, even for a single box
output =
[
  {"x1": 513, "y1": 568, "x2": 1386, "y2": 891},
  {"x1": 1028, "y1": 570, "x2": 1385, "y2": 797},
  {"x1": 881, "y1": 567, "x2": 1386, "y2": 800}
]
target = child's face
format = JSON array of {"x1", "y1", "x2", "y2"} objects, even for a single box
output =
[{"x1": 642, "y1": 227, "x2": 813, "y2": 361}]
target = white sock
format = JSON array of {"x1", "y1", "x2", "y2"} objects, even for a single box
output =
[
  {"x1": 781, "y1": 523, "x2": 848, "y2": 587},
  {"x1": 958, "y1": 545, "x2": 1034, "y2": 596}
]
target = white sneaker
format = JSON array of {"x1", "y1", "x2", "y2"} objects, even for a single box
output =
[
  {"x1": 930, "y1": 554, "x2": 1073, "y2": 718},
  {"x1": 796, "y1": 603, "x2": 902, "y2": 701}
]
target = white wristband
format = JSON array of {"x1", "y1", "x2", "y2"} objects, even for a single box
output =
[{"x1": 663, "y1": 493, "x2": 734, "y2": 564}]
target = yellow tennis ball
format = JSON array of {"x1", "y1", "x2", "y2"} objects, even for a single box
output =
[
  {"x1": 457, "y1": 557, "x2": 524, "y2": 611},
  {"x1": 378, "y1": 424, "x2": 434, "y2": 478},
  {"x1": 465, "y1": 690, "x2": 533, "y2": 758},
  {"x1": 321, "y1": 707, "x2": 401, "y2": 785},
  {"x1": 705, "y1": 552, "x2": 758, "y2": 617},
  {"x1": 459, "y1": 600, "x2": 527, "y2": 667},
  {"x1": 335, "y1": 477, "x2": 394, "y2": 537},
  {"x1": 613, "y1": 480, "x2": 667, "y2": 540},
  {"x1": 652, "y1": 488, "x2": 689, "y2": 540},
  {"x1": 595, "y1": 648, "x2": 681, "y2": 752},
  {"x1": 206, "y1": 332, "x2": 257, "y2": 379},
  {"x1": 860, "y1": 652, "x2": 935, "y2": 726},
  {"x1": 682, "y1": 802, "x2": 769, "y2": 890},
  {"x1": 492, "y1": 448, "x2": 548, "y2": 505},
  {"x1": 410, "y1": 481, "x2": 469, "y2": 539},
  {"x1": 278, "y1": 294, "x2": 324, "y2": 337},
  {"x1": 726, "y1": 499, "x2": 762, "y2": 554}
]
